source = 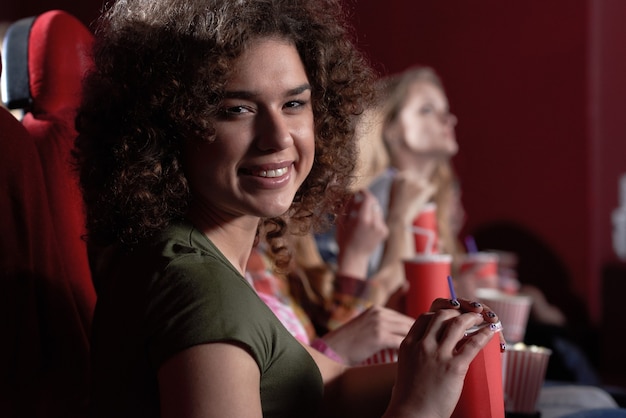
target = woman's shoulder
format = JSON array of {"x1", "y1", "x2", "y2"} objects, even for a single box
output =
[
  {"x1": 152, "y1": 220, "x2": 250, "y2": 294},
  {"x1": 151, "y1": 219, "x2": 238, "y2": 274},
  {"x1": 95, "y1": 219, "x2": 247, "y2": 304}
]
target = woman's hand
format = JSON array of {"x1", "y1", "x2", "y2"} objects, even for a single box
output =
[
  {"x1": 320, "y1": 306, "x2": 415, "y2": 365},
  {"x1": 383, "y1": 298, "x2": 499, "y2": 418},
  {"x1": 336, "y1": 190, "x2": 389, "y2": 278},
  {"x1": 387, "y1": 171, "x2": 436, "y2": 227},
  {"x1": 373, "y1": 173, "x2": 437, "y2": 304}
]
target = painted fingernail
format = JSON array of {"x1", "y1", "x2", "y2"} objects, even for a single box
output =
[
  {"x1": 486, "y1": 311, "x2": 497, "y2": 318},
  {"x1": 450, "y1": 299, "x2": 460, "y2": 307},
  {"x1": 470, "y1": 301, "x2": 482, "y2": 308},
  {"x1": 500, "y1": 343, "x2": 507, "y2": 352},
  {"x1": 489, "y1": 323, "x2": 501, "y2": 331}
]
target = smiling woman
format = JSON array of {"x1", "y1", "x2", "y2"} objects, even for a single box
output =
[
  {"x1": 74, "y1": 0, "x2": 502, "y2": 417},
  {"x1": 75, "y1": 0, "x2": 370, "y2": 252}
]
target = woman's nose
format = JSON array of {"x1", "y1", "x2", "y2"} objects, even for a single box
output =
[
  {"x1": 440, "y1": 111, "x2": 457, "y2": 127},
  {"x1": 256, "y1": 110, "x2": 293, "y2": 151}
]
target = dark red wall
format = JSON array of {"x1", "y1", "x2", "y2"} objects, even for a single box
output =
[{"x1": 4, "y1": 1, "x2": 626, "y2": 324}]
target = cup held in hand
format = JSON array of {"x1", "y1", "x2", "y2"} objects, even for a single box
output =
[
  {"x1": 451, "y1": 333, "x2": 505, "y2": 418},
  {"x1": 412, "y1": 202, "x2": 438, "y2": 254}
]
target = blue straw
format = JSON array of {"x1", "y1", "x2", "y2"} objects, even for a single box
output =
[
  {"x1": 447, "y1": 275, "x2": 457, "y2": 301},
  {"x1": 464, "y1": 235, "x2": 478, "y2": 253}
]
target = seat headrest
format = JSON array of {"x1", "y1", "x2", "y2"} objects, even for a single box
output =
[
  {"x1": 1, "y1": 16, "x2": 36, "y2": 109},
  {"x1": 1, "y1": 10, "x2": 94, "y2": 115}
]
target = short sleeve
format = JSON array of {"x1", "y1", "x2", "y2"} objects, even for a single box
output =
[{"x1": 144, "y1": 255, "x2": 279, "y2": 371}]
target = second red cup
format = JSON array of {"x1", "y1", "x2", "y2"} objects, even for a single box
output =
[
  {"x1": 412, "y1": 202, "x2": 438, "y2": 254},
  {"x1": 459, "y1": 251, "x2": 500, "y2": 289},
  {"x1": 403, "y1": 253, "x2": 452, "y2": 318}
]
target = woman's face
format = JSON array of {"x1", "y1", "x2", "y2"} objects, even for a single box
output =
[
  {"x1": 386, "y1": 80, "x2": 458, "y2": 157},
  {"x1": 184, "y1": 37, "x2": 315, "y2": 221}
]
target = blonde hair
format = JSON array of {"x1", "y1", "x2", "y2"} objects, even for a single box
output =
[{"x1": 432, "y1": 160, "x2": 462, "y2": 257}]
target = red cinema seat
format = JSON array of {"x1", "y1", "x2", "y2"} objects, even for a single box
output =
[
  {"x1": 0, "y1": 96, "x2": 61, "y2": 418},
  {"x1": 1, "y1": 10, "x2": 96, "y2": 418}
]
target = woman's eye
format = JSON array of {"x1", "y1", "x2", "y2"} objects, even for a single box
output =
[
  {"x1": 284, "y1": 100, "x2": 306, "y2": 109},
  {"x1": 226, "y1": 106, "x2": 249, "y2": 115},
  {"x1": 419, "y1": 105, "x2": 434, "y2": 115},
  {"x1": 218, "y1": 105, "x2": 252, "y2": 119}
]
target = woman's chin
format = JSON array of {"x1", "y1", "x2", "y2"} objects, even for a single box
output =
[
  {"x1": 257, "y1": 204, "x2": 291, "y2": 219},
  {"x1": 255, "y1": 195, "x2": 297, "y2": 219},
  {"x1": 263, "y1": 209, "x2": 290, "y2": 219}
]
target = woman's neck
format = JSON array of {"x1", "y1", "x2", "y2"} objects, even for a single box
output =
[
  {"x1": 186, "y1": 206, "x2": 259, "y2": 276},
  {"x1": 392, "y1": 154, "x2": 439, "y2": 180}
]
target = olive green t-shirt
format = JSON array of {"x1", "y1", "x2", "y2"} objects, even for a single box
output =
[{"x1": 90, "y1": 220, "x2": 323, "y2": 417}]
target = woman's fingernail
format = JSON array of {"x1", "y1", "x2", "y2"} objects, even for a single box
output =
[
  {"x1": 489, "y1": 322, "x2": 501, "y2": 331},
  {"x1": 486, "y1": 311, "x2": 496, "y2": 318},
  {"x1": 450, "y1": 299, "x2": 460, "y2": 307},
  {"x1": 470, "y1": 301, "x2": 482, "y2": 308},
  {"x1": 500, "y1": 343, "x2": 507, "y2": 352}
]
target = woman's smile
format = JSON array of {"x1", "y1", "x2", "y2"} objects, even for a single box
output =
[{"x1": 240, "y1": 162, "x2": 294, "y2": 189}]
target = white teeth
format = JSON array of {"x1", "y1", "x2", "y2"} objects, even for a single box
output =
[{"x1": 257, "y1": 167, "x2": 288, "y2": 178}]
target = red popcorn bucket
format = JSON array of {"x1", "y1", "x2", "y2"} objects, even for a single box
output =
[
  {"x1": 361, "y1": 348, "x2": 399, "y2": 365},
  {"x1": 502, "y1": 343, "x2": 552, "y2": 414},
  {"x1": 476, "y1": 288, "x2": 533, "y2": 343}
]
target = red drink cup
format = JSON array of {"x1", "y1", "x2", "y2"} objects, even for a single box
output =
[
  {"x1": 451, "y1": 326, "x2": 505, "y2": 418},
  {"x1": 403, "y1": 254, "x2": 452, "y2": 318},
  {"x1": 412, "y1": 202, "x2": 438, "y2": 254},
  {"x1": 459, "y1": 251, "x2": 500, "y2": 289}
]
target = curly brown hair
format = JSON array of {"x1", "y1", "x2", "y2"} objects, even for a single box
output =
[{"x1": 74, "y1": 0, "x2": 376, "y2": 256}]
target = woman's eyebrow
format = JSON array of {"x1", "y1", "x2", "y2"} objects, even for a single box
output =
[
  {"x1": 223, "y1": 83, "x2": 312, "y2": 99},
  {"x1": 287, "y1": 83, "x2": 312, "y2": 96}
]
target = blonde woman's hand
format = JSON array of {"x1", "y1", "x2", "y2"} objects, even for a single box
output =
[
  {"x1": 387, "y1": 171, "x2": 437, "y2": 227},
  {"x1": 374, "y1": 173, "x2": 437, "y2": 302},
  {"x1": 336, "y1": 189, "x2": 389, "y2": 278}
]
